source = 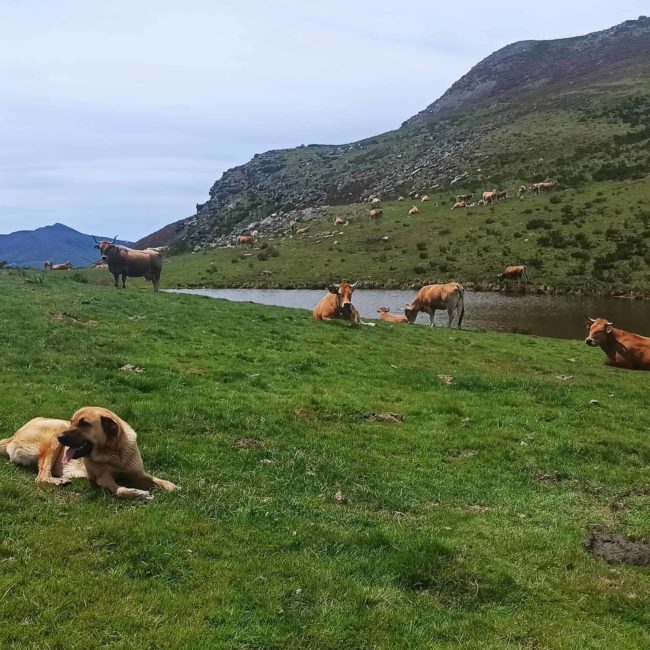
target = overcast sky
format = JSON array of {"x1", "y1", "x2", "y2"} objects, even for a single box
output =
[{"x1": 0, "y1": 1, "x2": 646, "y2": 240}]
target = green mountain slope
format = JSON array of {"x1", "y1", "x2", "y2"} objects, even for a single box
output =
[{"x1": 138, "y1": 16, "x2": 650, "y2": 252}]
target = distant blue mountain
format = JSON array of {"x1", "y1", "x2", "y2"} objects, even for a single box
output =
[{"x1": 0, "y1": 223, "x2": 132, "y2": 268}]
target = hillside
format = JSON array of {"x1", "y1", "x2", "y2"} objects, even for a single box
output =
[
  {"x1": 1, "y1": 272, "x2": 650, "y2": 647},
  {"x1": 144, "y1": 17, "x2": 650, "y2": 251},
  {"x1": 0, "y1": 223, "x2": 131, "y2": 268}
]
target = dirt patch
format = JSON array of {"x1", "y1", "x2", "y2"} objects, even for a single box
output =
[
  {"x1": 120, "y1": 364, "x2": 144, "y2": 373},
  {"x1": 584, "y1": 532, "x2": 650, "y2": 565},
  {"x1": 363, "y1": 412, "x2": 404, "y2": 423},
  {"x1": 51, "y1": 312, "x2": 96, "y2": 325},
  {"x1": 234, "y1": 437, "x2": 264, "y2": 449}
]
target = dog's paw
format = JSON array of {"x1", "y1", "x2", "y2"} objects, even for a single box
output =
[
  {"x1": 158, "y1": 480, "x2": 177, "y2": 492},
  {"x1": 116, "y1": 487, "x2": 154, "y2": 501},
  {"x1": 37, "y1": 476, "x2": 70, "y2": 486}
]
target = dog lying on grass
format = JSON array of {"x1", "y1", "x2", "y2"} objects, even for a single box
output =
[{"x1": 1, "y1": 407, "x2": 177, "y2": 500}]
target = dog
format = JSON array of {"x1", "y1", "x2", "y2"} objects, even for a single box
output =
[
  {"x1": 57, "y1": 406, "x2": 177, "y2": 500},
  {"x1": 0, "y1": 417, "x2": 87, "y2": 485}
]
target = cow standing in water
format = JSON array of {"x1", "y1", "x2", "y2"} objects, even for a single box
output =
[
  {"x1": 313, "y1": 282, "x2": 361, "y2": 324},
  {"x1": 404, "y1": 283, "x2": 465, "y2": 328},
  {"x1": 585, "y1": 317, "x2": 650, "y2": 370},
  {"x1": 94, "y1": 237, "x2": 163, "y2": 292},
  {"x1": 500, "y1": 265, "x2": 528, "y2": 283}
]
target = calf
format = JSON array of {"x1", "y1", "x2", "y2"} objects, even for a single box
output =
[{"x1": 377, "y1": 307, "x2": 408, "y2": 323}]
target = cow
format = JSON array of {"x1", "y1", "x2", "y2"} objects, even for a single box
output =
[
  {"x1": 517, "y1": 185, "x2": 531, "y2": 196},
  {"x1": 494, "y1": 191, "x2": 508, "y2": 201},
  {"x1": 236, "y1": 235, "x2": 255, "y2": 247},
  {"x1": 369, "y1": 209, "x2": 383, "y2": 220},
  {"x1": 404, "y1": 283, "x2": 465, "y2": 328},
  {"x1": 94, "y1": 236, "x2": 163, "y2": 292},
  {"x1": 397, "y1": 195, "x2": 405, "y2": 201},
  {"x1": 146, "y1": 245, "x2": 170, "y2": 257},
  {"x1": 370, "y1": 197, "x2": 381, "y2": 204},
  {"x1": 377, "y1": 307, "x2": 408, "y2": 323},
  {"x1": 456, "y1": 193, "x2": 472, "y2": 202},
  {"x1": 44, "y1": 261, "x2": 73, "y2": 271},
  {"x1": 451, "y1": 201, "x2": 466, "y2": 210},
  {"x1": 289, "y1": 220, "x2": 298, "y2": 233},
  {"x1": 499, "y1": 265, "x2": 528, "y2": 283},
  {"x1": 482, "y1": 190, "x2": 498, "y2": 204},
  {"x1": 408, "y1": 206, "x2": 419, "y2": 216},
  {"x1": 295, "y1": 226, "x2": 310, "y2": 235},
  {"x1": 334, "y1": 216, "x2": 345, "y2": 225},
  {"x1": 421, "y1": 195, "x2": 430, "y2": 202},
  {"x1": 585, "y1": 318, "x2": 650, "y2": 370},
  {"x1": 313, "y1": 282, "x2": 360, "y2": 324},
  {"x1": 532, "y1": 180, "x2": 557, "y2": 194}
]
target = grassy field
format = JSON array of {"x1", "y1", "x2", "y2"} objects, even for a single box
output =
[
  {"x1": 158, "y1": 178, "x2": 650, "y2": 296},
  {"x1": 1, "y1": 272, "x2": 650, "y2": 649}
]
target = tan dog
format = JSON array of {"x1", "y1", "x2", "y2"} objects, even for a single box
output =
[
  {"x1": 57, "y1": 406, "x2": 177, "y2": 500},
  {"x1": 0, "y1": 417, "x2": 87, "y2": 485}
]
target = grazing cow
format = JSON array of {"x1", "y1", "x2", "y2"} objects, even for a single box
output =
[
  {"x1": 451, "y1": 201, "x2": 466, "y2": 210},
  {"x1": 398, "y1": 196, "x2": 405, "y2": 201},
  {"x1": 334, "y1": 216, "x2": 345, "y2": 225},
  {"x1": 295, "y1": 226, "x2": 310, "y2": 235},
  {"x1": 499, "y1": 265, "x2": 528, "y2": 283},
  {"x1": 369, "y1": 209, "x2": 383, "y2": 220},
  {"x1": 377, "y1": 307, "x2": 408, "y2": 323},
  {"x1": 456, "y1": 193, "x2": 472, "y2": 202},
  {"x1": 585, "y1": 318, "x2": 650, "y2": 370},
  {"x1": 421, "y1": 195, "x2": 430, "y2": 202},
  {"x1": 313, "y1": 282, "x2": 360, "y2": 324},
  {"x1": 533, "y1": 180, "x2": 557, "y2": 194},
  {"x1": 482, "y1": 191, "x2": 498, "y2": 204},
  {"x1": 44, "y1": 261, "x2": 73, "y2": 271},
  {"x1": 408, "y1": 206, "x2": 419, "y2": 215},
  {"x1": 370, "y1": 197, "x2": 381, "y2": 204},
  {"x1": 517, "y1": 185, "x2": 531, "y2": 196},
  {"x1": 404, "y1": 283, "x2": 465, "y2": 328},
  {"x1": 494, "y1": 191, "x2": 508, "y2": 201},
  {"x1": 236, "y1": 235, "x2": 256, "y2": 247},
  {"x1": 94, "y1": 237, "x2": 163, "y2": 292}
]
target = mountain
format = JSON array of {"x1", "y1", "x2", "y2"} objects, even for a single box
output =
[
  {"x1": 145, "y1": 16, "x2": 650, "y2": 249},
  {"x1": 0, "y1": 223, "x2": 132, "y2": 268}
]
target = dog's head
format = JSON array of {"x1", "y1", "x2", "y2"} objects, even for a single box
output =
[{"x1": 58, "y1": 406, "x2": 122, "y2": 463}]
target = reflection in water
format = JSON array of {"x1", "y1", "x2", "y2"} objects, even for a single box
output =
[{"x1": 166, "y1": 288, "x2": 650, "y2": 340}]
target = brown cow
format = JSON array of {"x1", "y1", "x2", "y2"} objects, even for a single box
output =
[
  {"x1": 370, "y1": 197, "x2": 381, "y2": 204},
  {"x1": 451, "y1": 201, "x2": 466, "y2": 210},
  {"x1": 369, "y1": 209, "x2": 383, "y2": 220},
  {"x1": 397, "y1": 195, "x2": 405, "y2": 201},
  {"x1": 404, "y1": 283, "x2": 465, "y2": 328},
  {"x1": 494, "y1": 191, "x2": 508, "y2": 201},
  {"x1": 377, "y1": 307, "x2": 408, "y2": 323},
  {"x1": 585, "y1": 318, "x2": 650, "y2": 370},
  {"x1": 421, "y1": 195, "x2": 430, "y2": 202},
  {"x1": 533, "y1": 180, "x2": 557, "y2": 193},
  {"x1": 499, "y1": 265, "x2": 528, "y2": 283},
  {"x1": 482, "y1": 190, "x2": 497, "y2": 204},
  {"x1": 408, "y1": 206, "x2": 419, "y2": 215},
  {"x1": 334, "y1": 216, "x2": 345, "y2": 225},
  {"x1": 94, "y1": 237, "x2": 162, "y2": 292},
  {"x1": 44, "y1": 261, "x2": 73, "y2": 271},
  {"x1": 295, "y1": 226, "x2": 310, "y2": 235},
  {"x1": 236, "y1": 235, "x2": 255, "y2": 247},
  {"x1": 313, "y1": 282, "x2": 360, "y2": 324}
]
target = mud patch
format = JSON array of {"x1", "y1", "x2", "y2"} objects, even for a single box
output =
[
  {"x1": 584, "y1": 532, "x2": 650, "y2": 565},
  {"x1": 51, "y1": 312, "x2": 96, "y2": 325},
  {"x1": 363, "y1": 412, "x2": 404, "y2": 423},
  {"x1": 234, "y1": 437, "x2": 264, "y2": 449}
]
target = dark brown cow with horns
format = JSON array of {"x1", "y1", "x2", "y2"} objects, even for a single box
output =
[
  {"x1": 313, "y1": 281, "x2": 361, "y2": 323},
  {"x1": 94, "y1": 236, "x2": 163, "y2": 292}
]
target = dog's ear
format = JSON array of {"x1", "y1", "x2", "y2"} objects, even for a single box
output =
[{"x1": 100, "y1": 415, "x2": 120, "y2": 437}]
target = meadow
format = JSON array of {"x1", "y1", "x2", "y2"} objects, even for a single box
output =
[
  {"x1": 1, "y1": 271, "x2": 649, "y2": 648},
  {"x1": 158, "y1": 177, "x2": 650, "y2": 297}
]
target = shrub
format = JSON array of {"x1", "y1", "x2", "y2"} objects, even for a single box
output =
[{"x1": 526, "y1": 218, "x2": 549, "y2": 230}]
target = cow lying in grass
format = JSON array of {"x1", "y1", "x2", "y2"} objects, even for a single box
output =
[{"x1": 585, "y1": 317, "x2": 650, "y2": 370}]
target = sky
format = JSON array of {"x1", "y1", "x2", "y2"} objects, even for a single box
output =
[{"x1": 0, "y1": 1, "x2": 647, "y2": 241}]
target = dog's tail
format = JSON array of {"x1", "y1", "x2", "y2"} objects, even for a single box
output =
[{"x1": 0, "y1": 437, "x2": 11, "y2": 457}]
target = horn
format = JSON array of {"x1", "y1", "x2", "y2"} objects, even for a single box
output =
[
  {"x1": 350, "y1": 280, "x2": 359, "y2": 288},
  {"x1": 584, "y1": 315, "x2": 595, "y2": 323},
  {"x1": 111, "y1": 234, "x2": 118, "y2": 244},
  {"x1": 92, "y1": 235, "x2": 100, "y2": 243},
  {"x1": 607, "y1": 321, "x2": 614, "y2": 327}
]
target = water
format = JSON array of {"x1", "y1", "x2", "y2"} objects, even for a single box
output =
[{"x1": 166, "y1": 288, "x2": 650, "y2": 340}]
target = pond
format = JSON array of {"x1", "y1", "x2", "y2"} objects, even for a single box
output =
[{"x1": 166, "y1": 288, "x2": 650, "y2": 340}]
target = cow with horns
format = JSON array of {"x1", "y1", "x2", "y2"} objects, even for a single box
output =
[
  {"x1": 93, "y1": 236, "x2": 163, "y2": 292},
  {"x1": 313, "y1": 281, "x2": 361, "y2": 323}
]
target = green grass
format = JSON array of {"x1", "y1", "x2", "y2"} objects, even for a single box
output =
[
  {"x1": 1, "y1": 272, "x2": 650, "y2": 648},
  {"x1": 160, "y1": 177, "x2": 650, "y2": 296}
]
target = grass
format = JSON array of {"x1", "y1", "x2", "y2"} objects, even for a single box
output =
[
  {"x1": 158, "y1": 177, "x2": 650, "y2": 296},
  {"x1": 1, "y1": 271, "x2": 650, "y2": 648}
]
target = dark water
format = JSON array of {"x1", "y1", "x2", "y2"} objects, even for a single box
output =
[{"x1": 166, "y1": 288, "x2": 650, "y2": 340}]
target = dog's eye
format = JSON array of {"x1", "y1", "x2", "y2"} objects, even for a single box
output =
[{"x1": 78, "y1": 418, "x2": 88, "y2": 427}]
